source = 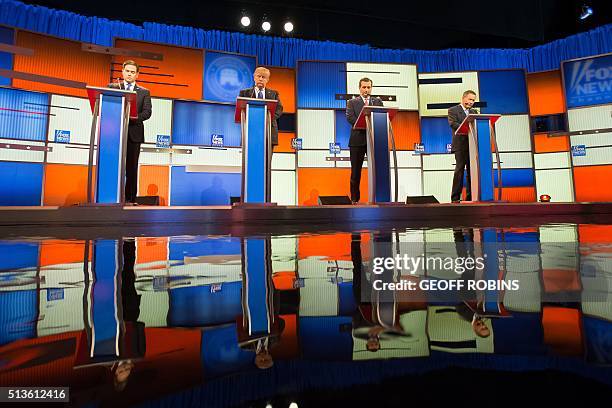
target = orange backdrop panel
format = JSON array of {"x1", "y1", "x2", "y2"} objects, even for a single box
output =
[
  {"x1": 298, "y1": 233, "x2": 352, "y2": 260},
  {"x1": 13, "y1": 31, "x2": 110, "y2": 97},
  {"x1": 533, "y1": 133, "x2": 569, "y2": 153},
  {"x1": 494, "y1": 187, "x2": 536, "y2": 203},
  {"x1": 268, "y1": 67, "x2": 296, "y2": 113},
  {"x1": 526, "y1": 70, "x2": 565, "y2": 116},
  {"x1": 43, "y1": 164, "x2": 91, "y2": 206},
  {"x1": 273, "y1": 271, "x2": 297, "y2": 290},
  {"x1": 138, "y1": 165, "x2": 169, "y2": 206},
  {"x1": 578, "y1": 225, "x2": 612, "y2": 243},
  {"x1": 40, "y1": 240, "x2": 86, "y2": 267},
  {"x1": 114, "y1": 39, "x2": 203, "y2": 100},
  {"x1": 271, "y1": 314, "x2": 300, "y2": 359},
  {"x1": 542, "y1": 306, "x2": 582, "y2": 356},
  {"x1": 573, "y1": 165, "x2": 612, "y2": 202},
  {"x1": 392, "y1": 111, "x2": 420, "y2": 150},
  {"x1": 277, "y1": 132, "x2": 296, "y2": 153},
  {"x1": 137, "y1": 237, "x2": 169, "y2": 265},
  {"x1": 298, "y1": 168, "x2": 368, "y2": 205}
]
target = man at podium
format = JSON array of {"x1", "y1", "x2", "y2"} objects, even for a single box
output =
[
  {"x1": 238, "y1": 67, "x2": 283, "y2": 147},
  {"x1": 108, "y1": 60, "x2": 152, "y2": 204},
  {"x1": 346, "y1": 78, "x2": 384, "y2": 204},
  {"x1": 448, "y1": 90, "x2": 478, "y2": 203}
]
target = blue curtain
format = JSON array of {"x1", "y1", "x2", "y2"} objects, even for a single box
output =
[{"x1": 0, "y1": 0, "x2": 610, "y2": 72}]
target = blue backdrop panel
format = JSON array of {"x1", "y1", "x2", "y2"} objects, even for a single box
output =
[
  {"x1": 169, "y1": 237, "x2": 240, "y2": 262},
  {"x1": 169, "y1": 281, "x2": 242, "y2": 326},
  {"x1": 420, "y1": 117, "x2": 452, "y2": 153},
  {"x1": 338, "y1": 282, "x2": 357, "y2": 316},
  {"x1": 583, "y1": 316, "x2": 612, "y2": 365},
  {"x1": 494, "y1": 168, "x2": 535, "y2": 187},
  {"x1": 497, "y1": 231, "x2": 539, "y2": 243},
  {"x1": 203, "y1": 51, "x2": 257, "y2": 103},
  {"x1": 371, "y1": 111, "x2": 391, "y2": 202},
  {"x1": 563, "y1": 53, "x2": 612, "y2": 108},
  {"x1": 201, "y1": 325, "x2": 254, "y2": 378},
  {"x1": 0, "y1": 241, "x2": 39, "y2": 271},
  {"x1": 170, "y1": 168, "x2": 241, "y2": 205},
  {"x1": 92, "y1": 240, "x2": 120, "y2": 357},
  {"x1": 297, "y1": 61, "x2": 346, "y2": 109},
  {"x1": 335, "y1": 109, "x2": 351, "y2": 150},
  {"x1": 172, "y1": 101, "x2": 242, "y2": 146},
  {"x1": 476, "y1": 119, "x2": 494, "y2": 201},
  {"x1": 244, "y1": 103, "x2": 266, "y2": 203},
  {"x1": 0, "y1": 161, "x2": 43, "y2": 206},
  {"x1": 0, "y1": 87, "x2": 49, "y2": 141},
  {"x1": 0, "y1": 290, "x2": 37, "y2": 346},
  {"x1": 491, "y1": 312, "x2": 545, "y2": 355},
  {"x1": 478, "y1": 70, "x2": 529, "y2": 114},
  {"x1": 0, "y1": 26, "x2": 14, "y2": 86},
  {"x1": 96, "y1": 95, "x2": 124, "y2": 204},
  {"x1": 299, "y1": 316, "x2": 353, "y2": 361}
]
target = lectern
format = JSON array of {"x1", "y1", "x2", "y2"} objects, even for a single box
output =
[
  {"x1": 235, "y1": 97, "x2": 278, "y2": 204},
  {"x1": 455, "y1": 114, "x2": 502, "y2": 202},
  {"x1": 354, "y1": 106, "x2": 399, "y2": 204},
  {"x1": 86, "y1": 86, "x2": 137, "y2": 205}
]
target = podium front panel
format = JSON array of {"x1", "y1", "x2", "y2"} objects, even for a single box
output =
[
  {"x1": 96, "y1": 94, "x2": 126, "y2": 204},
  {"x1": 370, "y1": 111, "x2": 392, "y2": 203},
  {"x1": 475, "y1": 119, "x2": 495, "y2": 201},
  {"x1": 244, "y1": 104, "x2": 267, "y2": 203}
]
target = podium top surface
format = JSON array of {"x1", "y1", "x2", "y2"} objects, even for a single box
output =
[
  {"x1": 86, "y1": 86, "x2": 137, "y2": 117},
  {"x1": 234, "y1": 96, "x2": 278, "y2": 123},
  {"x1": 455, "y1": 113, "x2": 502, "y2": 135},
  {"x1": 354, "y1": 106, "x2": 399, "y2": 129}
]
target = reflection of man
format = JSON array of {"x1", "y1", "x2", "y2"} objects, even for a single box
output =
[
  {"x1": 448, "y1": 90, "x2": 478, "y2": 203},
  {"x1": 108, "y1": 60, "x2": 152, "y2": 204},
  {"x1": 238, "y1": 67, "x2": 284, "y2": 147},
  {"x1": 346, "y1": 78, "x2": 384, "y2": 204}
]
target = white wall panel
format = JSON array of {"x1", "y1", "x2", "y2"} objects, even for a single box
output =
[
  {"x1": 494, "y1": 115, "x2": 532, "y2": 152},
  {"x1": 493, "y1": 152, "x2": 533, "y2": 169},
  {"x1": 422, "y1": 154, "x2": 455, "y2": 171},
  {"x1": 297, "y1": 109, "x2": 335, "y2": 149},
  {"x1": 568, "y1": 105, "x2": 612, "y2": 131},
  {"x1": 418, "y1": 72, "x2": 479, "y2": 117},
  {"x1": 272, "y1": 153, "x2": 296, "y2": 170},
  {"x1": 272, "y1": 170, "x2": 296, "y2": 205},
  {"x1": 535, "y1": 169, "x2": 574, "y2": 202},
  {"x1": 139, "y1": 143, "x2": 172, "y2": 166},
  {"x1": 171, "y1": 145, "x2": 242, "y2": 167},
  {"x1": 335, "y1": 150, "x2": 367, "y2": 168},
  {"x1": 46, "y1": 143, "x2": 92, "y2": 165},
  {"x1": 570, "y1": 131, "x2": 612, "y2": 148},
  {"x1": 47, "y1": 95, "x2": 92, "y2": 145},
  {"x1": 0, "y1": 138, "x2": 45, "y2": 162},
  {"x1": 145, "y1": 98, "x2": 172, "y2": 144},
  {"x1": 534, "y1": 152, "x2": 571, "y2": 170},
  {"x1": 571, "y1": 146, "x2": 612, "y2": 166},
  {"x1": 422, "y1": 170, "x2": 453, "y2": 203},
  {"x1": 392, "y1": 150, "x2": 422, "y2": 168},
  {"x1": 391, "y1": 168, "x2": 423, "y2": 200},
  {"x1": 346, "y1": 63, "x2": 419, "y2": 110},
  {"x1": 297, "y1": 150, "x2": 334, "y2": 168}
]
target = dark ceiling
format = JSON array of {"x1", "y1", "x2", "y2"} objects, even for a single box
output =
[{"x1": 23, "y1": 0, "x2": 612, "y2": 50}]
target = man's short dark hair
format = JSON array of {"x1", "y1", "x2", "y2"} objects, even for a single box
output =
[
  {"x1": 359, "y1": 77, "x2": 373, "y2": 87},
  {"x1": 463, "y1": 90, "x2": 476, "y2": 97},
  {"x1": 123, "y1": 60, "x2": 139, "y2": 72}
]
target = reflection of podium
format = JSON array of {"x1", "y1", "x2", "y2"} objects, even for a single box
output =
[
  {"x1": 85, "y1": 86, "x2": 137, "y2": 204},
  {"x1": 235, "y1": 97, "x2": 278, "y2": 203},
  {"x1": 455, "y1": 114, "x2": 502, "y2": 202},
  {"x1": 354, "y1": 106, "x2": 399, "y2": 203}
]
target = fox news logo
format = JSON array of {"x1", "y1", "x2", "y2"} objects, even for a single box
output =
[
  {"x1": 156, "y1": 135, "x2": 170, "y2": 148},
  {"x1": 291, "y1": 138, "x2": 303, "y2": 150},
  {"x1": 571, "y1": 145, "x2": 586, "y2": 157},
  {"x1": 211, "y1": 134, "x2": 224, "y2": 147},
  {"x1": 414, "y1": 143, "x2": 425, "y2": 153},
  {"x1": 54, "y1": 130, "x2": 70, "y2": 143},
  {"x1": 565, "y1": 55, "x2": 612, "y2": 107},
  {"x1": 329, "y1": 143, "x2": 341, "y2": 154}
]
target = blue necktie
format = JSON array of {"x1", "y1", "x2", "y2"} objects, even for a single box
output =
[{"x1": 257, "y1": 90, "x2": 264, "y2": 99}]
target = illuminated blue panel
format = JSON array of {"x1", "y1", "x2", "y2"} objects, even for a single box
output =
[
  {"x1": 476, "y1": 119, "x2": 494, "y2": 201},
  {"x1": 203, "y1": 51, "x2": 256, "y2": 103},
  {"x1": 297, "y1": 61, "x2": 346, "y2": 109},
  {"x1": 563, "y1": 54, "x2": 612, "y2": 108},
  {"x1": 478, "y1": 70, "x2": 528, "y2": 114},
  {"x1": 492, "y1": 312, "x2": 545, "y2": 355},
  {"x1": 335, "y1": 109, "x2": 352, "y2": 150},
  {"x1": 0, "y1": 88, "x2": 49, "y2": 141},
  {"x1": 168, "y1": 281, "x2": 242, "y2": 326},
  {"x1": 201, "y1": 325, "x2": 253, "y2": 378},
  {"x1": 338, "y1": 282, "x2": 356, "y2": 316},
  {"x1": 170, "y1": 167, "x2": 241, "y2": 206},
  {"x1": 169, "y1": 237, "x2": 240, "y2": 262},
  {"x1": 245, "y1": 103, "x2": 266, "y2": 203},
  {"x1": 583, "y1": 316, "x2": 612, "y2": 365},
  {"x1": 497, "y1": 232, "x2": 539, "y2": 242},
  {"x1": 0, "y1": 241, "x2": 39, "y2": 271},
  {"x1": 172, "y1": 101, "x2": 241, "y2": 146},
  {"x1": 420, "y1": 117, "x2": 452, "y2": 153},
  {"x1": 96, "y1": 95, "x2": 124, "y2": 204},
  {"x1": 0, "y1": 26, "x2": 14, "y2": 86},
  {"x1": 299, "y1": 316, "x2": 353, "y2": 360},
  {"x1": 0, "y1": 291, "x2": 37, "y2": 346},
  {"x1": 494, "y1": 168, "x2": 535, "y2": 187},
  {"x1": 0, "y1": 161, "x2": 43, "y2": 206},
  {"x1": 92, "y1": 240, "x2": 120, "y2": 357}
]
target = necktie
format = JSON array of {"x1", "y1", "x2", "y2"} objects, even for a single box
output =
[
  {"x1": 258, "y1": 90, "x2": 264, "y2": 99},
  {"x1": 126, "y1": 83, "x2": 132, "y2": 91},
  {"x1": 365, "y1": 97, "x2": 369, "y2": 106}
]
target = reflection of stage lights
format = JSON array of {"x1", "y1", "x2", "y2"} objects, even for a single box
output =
[
  {"x1": 284, "y1": 21, "x2": 294, "y2": 33},
  {"x1": 539, "y1": 194, "x2": 551, "y2": 202},
  {"x1": 262, "y1": 20, "x2": 271, "y2": 32},
  {"x1": 240, "y1": 16, "x2": 251, "y2": 27}
]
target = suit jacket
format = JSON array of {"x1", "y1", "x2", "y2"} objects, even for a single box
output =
[
  {"x1": 108, "y1": 82, "x2": 152, "y2": 143},
  {"x1": 346, "y1": 96, "x2": 384, "y2": 147},
  {"x1": 238, "y1": 87, "x2": 283, "y2": 145},
  {"x1": 448, "y1": 104, "x2": 479, "y2": 153}
]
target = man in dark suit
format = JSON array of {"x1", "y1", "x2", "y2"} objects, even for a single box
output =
[
  {"x1": 238, "y1": 66, "x2": 283, "y2": 147},
  {"x1": 346, "y1": 78, "x2": 384, "y2": 204},
  {"x1": 108, "y1": 60, "x2": 152, "y2": 204},
  {"x1": 448, "y1": 90, "x2": 478, "y2": 203}
]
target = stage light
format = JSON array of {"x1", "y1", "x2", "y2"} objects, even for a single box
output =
[
  {"x1": 283, "y1": 21, "x2": 294, "y2": 33},
  {"x1": 288, "y1": 403, "x2": 298, "y2": 408},
  {"x1": 539, "y1": 194, "x2": 551, "y2": 202},
  {"x1": 262, "y1": 20, "x2": 271, "y2": 32},
  {"x1": 580, "y1": 5, "x2": 593, "y2": 20},
  {"x1": 240, "y1": 16, "x2": 251, "y2": 27}
]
